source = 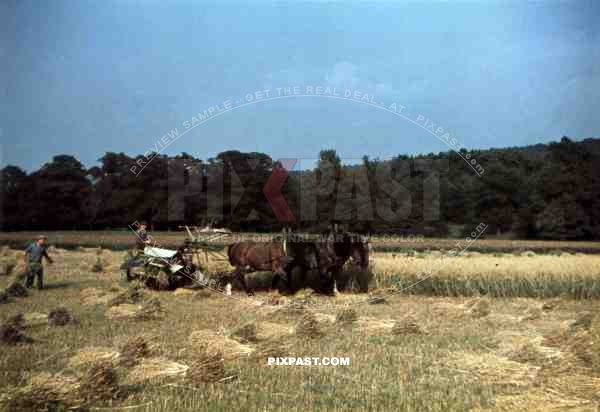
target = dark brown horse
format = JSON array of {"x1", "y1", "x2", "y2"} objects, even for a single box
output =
[
  {"x1": 318, "y1": 232, "x2": 370, "y2": 292},
  {"x1": 284, "y1": 236, "x2": 334, "y2": 295}
]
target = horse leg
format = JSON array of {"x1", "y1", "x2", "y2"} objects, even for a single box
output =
[
  {"x1": 329, "y1": 263, "x2": 345, "y2": 294},
  {"x1": 271, "y1": 273, "x2": 282, "y2": 293},
  {"x1": 333, "y1": 272, "x2": 340, "y2": 295},
  {"x1": 271, "y1": 270, "x2": 290, "y2": 295},
  {"x1": 316, "y1": 268, "x2": 335, "y2": 296},
  {"x1": 232, "y1": 267, "x2": 253, "y2": 296}
]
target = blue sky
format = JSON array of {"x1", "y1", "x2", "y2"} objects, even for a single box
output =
[{"x1": 3, "y1": 0, "x2": 599, "y2": 171}]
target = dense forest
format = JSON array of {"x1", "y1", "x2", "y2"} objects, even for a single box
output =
[{"x1": 1, "y1": 137, "x2": 599, "y2": 240}]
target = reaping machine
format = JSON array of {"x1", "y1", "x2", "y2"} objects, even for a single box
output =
[{"x1": 122, "y1": 225, "x2": 231, "y2": 290}]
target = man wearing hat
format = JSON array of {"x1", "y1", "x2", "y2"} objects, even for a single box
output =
[{"x1": 23, "y1": 235, "x2": 53, "y2": 290}]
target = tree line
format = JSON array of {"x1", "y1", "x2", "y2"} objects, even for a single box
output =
[{"x1": 1, "y1": 137, "x2": 599, "y2": 240}]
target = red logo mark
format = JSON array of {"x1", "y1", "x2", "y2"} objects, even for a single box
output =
[{"x1": 263, "y1": 159, "x2": 297, "y2": 222}]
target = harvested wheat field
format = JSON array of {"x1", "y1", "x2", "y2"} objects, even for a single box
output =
[{"x1": 1, "y1": 246, "x2": 600, "y2": 411}]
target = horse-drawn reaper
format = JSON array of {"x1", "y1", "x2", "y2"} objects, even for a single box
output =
[
  {"x1": 123, "y1": 224, "x2": 370, "y2": 295},
  {"x1": 123, "y1": 241, "x2": 202, "y2": 290},
  {"x1": 122, "y1": 224, "x2": 232, "y2": 290}
]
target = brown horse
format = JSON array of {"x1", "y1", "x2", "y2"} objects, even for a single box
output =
[
  {"x1": 318, "y1": 232, "x2": 370, "y2": 292},
  {"x1": 227, "y1": 241, "x2": 293, "y2": 295},
  {"x1": 284, "y1": 236, "x2": 334, "y2": 295},
  {"x1": 227, "y1": 237, "x2": 330, "y2": 295}
]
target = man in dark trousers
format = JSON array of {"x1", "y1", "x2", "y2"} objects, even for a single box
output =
[{"x1": 23, "y1": 235, "x2": 53, "y2": 290}]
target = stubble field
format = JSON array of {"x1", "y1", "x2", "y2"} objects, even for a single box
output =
[
  {"x1": 1, "y1": 245, "x2": 600, "y2": 411},
  {"x1": 2, "y1": 231, "x2": 600, "y2": 254}
]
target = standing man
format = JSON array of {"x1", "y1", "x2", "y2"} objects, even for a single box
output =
[{"x1": 23, "y1": 235, "x2": 53, "y2": 290}]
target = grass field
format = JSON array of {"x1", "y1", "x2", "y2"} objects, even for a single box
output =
[
  {"x1": 372, "y1": 251, "x2": 600, "y2": 298},
  {"x1": 1, "y1": 246, "x2": 600, "y2": 411},
  {"x1": 2, "y1": 231, "x2": 600, "y2": 254}
]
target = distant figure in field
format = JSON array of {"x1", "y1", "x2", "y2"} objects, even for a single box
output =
[
  {"x1": 23, "y1": 235, "x2": 53, "y2": 290},
  {"x1": 135, "y1": 221, "x2": 152, "y2": 251}
]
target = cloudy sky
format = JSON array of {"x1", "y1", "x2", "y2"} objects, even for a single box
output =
[{"x1": 3, "y1": 0, "x2": 599, "y2": 170}]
